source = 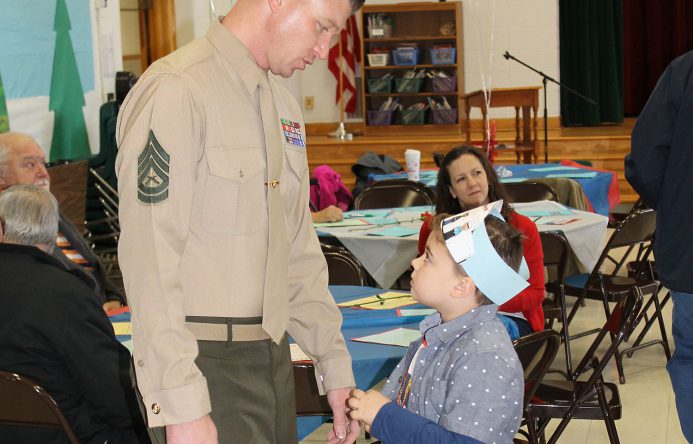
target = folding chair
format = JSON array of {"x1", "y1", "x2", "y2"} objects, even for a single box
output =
[
  {"x1": 0, "y1": 371, "x2": 79, "y2": 444},
  {"x1": 504, "y1": 181, "x2": 558, "y2": 203},
  {"x1": 513, "y1": 330, "x2": 561, "y2": 443},
  {"x1": 354, "y1": 179, "x2": 435, "y2": 210},
  {"x1": 526, "y1": 287, "x2": 644, "y2": 444},
  {"x1": 293, "y1": 364, "x2": 332, "y2": 416},
  {"x1": 563, "y1": 208, "x2": 667, "y2": 383},
  {"x1": 539, "y1": 231, "x2": 573, "y2": 378},
  {"x1": 320, "y1": 244, "x2": 371, "y2": 286}
]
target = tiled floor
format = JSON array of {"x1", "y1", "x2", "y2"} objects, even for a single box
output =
[{"x1": 300, "y1": 242, "x2": 688, "y2": 443}]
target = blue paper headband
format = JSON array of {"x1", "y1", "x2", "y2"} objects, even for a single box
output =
[{"x1": 441, "y1": 200, "x2": 529, "y2": 305}]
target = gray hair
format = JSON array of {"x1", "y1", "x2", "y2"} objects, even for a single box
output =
[{"x1": 0, "y1": 184, "x2": 59, "y2": 249}]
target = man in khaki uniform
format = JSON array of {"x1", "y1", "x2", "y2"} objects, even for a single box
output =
[{"x1": 115, "y1": 0, "x2": 364, "y2": 443}]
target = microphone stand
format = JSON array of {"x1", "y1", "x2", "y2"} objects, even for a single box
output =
[{"x1": 503, "y1": 51, "x2": 595, "y2": 163}]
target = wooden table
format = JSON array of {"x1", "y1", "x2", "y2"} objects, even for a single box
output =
[{"x1": 463, "y1": 86, "x2": 541, "y2": 164}]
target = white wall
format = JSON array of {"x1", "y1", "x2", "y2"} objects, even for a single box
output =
[{"x1": 173, "y1": 0, "x2": 559, "y2": 123}]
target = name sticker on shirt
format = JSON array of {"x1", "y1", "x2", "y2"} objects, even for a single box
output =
[{"x1": 281, "y1": 118, "x2": 305, "y2": 148}]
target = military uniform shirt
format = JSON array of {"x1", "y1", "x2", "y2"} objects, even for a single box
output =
[{"x1": 116, "y1": 20, "x2": 354, "y2": 426}]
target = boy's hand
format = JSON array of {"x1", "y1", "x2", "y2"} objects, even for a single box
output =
[{"x1": 347, "y1": 389, "x2": 390, "y2": 427}]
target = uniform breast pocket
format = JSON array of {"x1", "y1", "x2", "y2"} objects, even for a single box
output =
[
  {"x1": 202, "y1": 146, "x2": 266, "y2": 235},
  {"x1": 280, "y1": 144, "x2": 307, "y2": 200}
]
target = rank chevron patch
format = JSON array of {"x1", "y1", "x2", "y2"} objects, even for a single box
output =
[{"x1": 137, "y1": 130, "x2": 170, "y2": 204}]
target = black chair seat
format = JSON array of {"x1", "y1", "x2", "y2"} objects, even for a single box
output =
[
  {"x1": 532, "y1": 379, "x2": 622, "y2": 420},
  {"x1": 566, "y1": 276, "x2": 659, "y2": 302},
  {"x1": 542, "y1": 299, "x2": 562, "y2": 320}
]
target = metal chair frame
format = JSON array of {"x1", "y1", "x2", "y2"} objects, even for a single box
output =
[
  {"x1": 0, "y1": 371, "x2": 79, "y2": 444},
  {"x1": 354, "y1": 179, "x2": 435, "y2": 210},
  {"x1": 504, "y1": 181, "x2": 559, "y2": 204}
]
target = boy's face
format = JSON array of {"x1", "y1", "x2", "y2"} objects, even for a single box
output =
[{"x1": 410, "y1": 235, "x2": 462, "y2": 309}]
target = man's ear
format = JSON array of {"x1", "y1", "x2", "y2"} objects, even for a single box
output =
[{"x1": 451, "y1": 276, "x2": 476, "y2": 299}]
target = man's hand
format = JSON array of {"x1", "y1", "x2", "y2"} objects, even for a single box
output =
[
  {"x1": 166, "y1": 414, "x2": 218, "y2": 444},
  {"x1": 326, "y1": 387, "x2": 360, "y2": 444},
  {"x1": 312, "y1": 205, "x2": 344, "y2": 223},
  {"x1": 347, "y1": 389, "x2": 390, "y2": 428},
  {"x1": 103, "y1": 300, "x2": 123, "y2": 313}
]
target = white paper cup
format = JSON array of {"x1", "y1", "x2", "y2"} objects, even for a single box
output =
[{"x1": 405, "y1": 149, "x2": 421, "y2": 181}]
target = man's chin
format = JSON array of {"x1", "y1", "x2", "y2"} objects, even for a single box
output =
[{"x1": 36, "y1": 181, "x2": 50, "y2": 191}]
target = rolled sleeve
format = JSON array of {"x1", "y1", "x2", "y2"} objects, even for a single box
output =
[{"x1": 116, "y1": 73, "x2": 210, "y2": 426}]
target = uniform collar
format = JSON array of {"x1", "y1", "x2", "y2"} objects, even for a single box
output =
[
  {"x1": 420, "y1": 305, "x2": 498, "y2": 344},
  {"x1": 206, "y1": 18, "x2": 269, "y2": 97}
]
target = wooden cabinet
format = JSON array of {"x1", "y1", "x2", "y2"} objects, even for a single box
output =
[{"x1": 360, "y1": 1, "x2": 464, "y2": 136}]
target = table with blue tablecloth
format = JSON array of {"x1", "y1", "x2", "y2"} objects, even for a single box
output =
[{"x1": 369, "y1": 162, "x2": 619, "y2": 217}]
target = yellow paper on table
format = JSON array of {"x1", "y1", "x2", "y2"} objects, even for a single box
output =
[
  {"x1": 112, "y1": 322, "x2": 132, "y2": 336},
  {"x1": 338, "y1": 291, "x2": 417, "y2": 310}
]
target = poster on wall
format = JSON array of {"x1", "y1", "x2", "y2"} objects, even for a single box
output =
[{"x1": 0, "y1": 0, "x2": 96, "y2": 159}]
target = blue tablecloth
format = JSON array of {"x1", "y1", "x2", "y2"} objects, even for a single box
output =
[
  {"x1": 296, "y1": 285, "x2": 424, "y2": 440},
  {"x1": 369, "y1": 163, "x2": 615, "y2": 216},
  {"x1": 500, "y1": 164, "x2": 613, "y2": 216}
]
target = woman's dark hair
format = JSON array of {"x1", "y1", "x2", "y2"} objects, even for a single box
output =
[{"x1": 434, "y1": 145, "x2": 512, "y2": 220}]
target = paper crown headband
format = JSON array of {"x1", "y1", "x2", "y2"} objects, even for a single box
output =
[{"x1": 441, "y1": 200, "x2": 530, "y2": 305}]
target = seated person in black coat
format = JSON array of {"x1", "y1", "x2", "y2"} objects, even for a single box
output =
[
  {"x1": 0, "y1": 132, "x2": 125, "y2": 311},
  {"x1": 0, "y1": 185, "x2": 146, "y2": 443}
]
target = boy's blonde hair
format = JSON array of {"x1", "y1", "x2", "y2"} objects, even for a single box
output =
[{"x1": 428, "y1": 213, "x2": 524, "y2": 305}]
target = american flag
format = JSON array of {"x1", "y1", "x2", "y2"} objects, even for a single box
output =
[{"x1": 327, "y1": 15, "x2": 361, "y2": 114}]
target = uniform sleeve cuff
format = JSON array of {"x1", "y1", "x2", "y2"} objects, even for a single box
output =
[
  {"x1": 313, "y1": 354, "x2": 355, "y2": 395},
  {"x1": 142, "y1": 377, "x2": 211, "y2": 427}
]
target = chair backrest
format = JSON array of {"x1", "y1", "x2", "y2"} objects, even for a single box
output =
[
  {"x1": 504, "y1": 181, "x2": 559, "y2": 203},
  {"x1": 513, "y1": 330, "x2": 561, "y2": 410},
  {"x1": 320, "y1": 244, "x2": 370, "y2": 286},
  {"x1": 47, "y1": 160, "x2": 89, "y2": 229},
  {"x1": 588, "y1": 208, "x2": 656, "y2": 282},
  {"x1": 354, "y1": 179, "x2": 435, "y2": 210},
  {"x1": 572, "y1": 286, "x2": 644, "y2": 379},
  {"x1": 0, "y1": 371, "x2": 79, "y2": 444},
  {"x1": 293, "y1": 363, "x2": 332, "y2": 415},
  {"x1": 539, "y1": 231, "x2": 570, "y2": 284}
]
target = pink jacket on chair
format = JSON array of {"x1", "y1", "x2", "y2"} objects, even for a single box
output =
[{"x1": 310, "y1": 165, "x2": 353, "y2": 211}]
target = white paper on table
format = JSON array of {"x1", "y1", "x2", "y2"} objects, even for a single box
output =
[
  {"x1": 351, "y1": 327, "x2": 422, "y2": 347},
  {"x1": 290, "y1": 343, "x2": 312, "y2": 362}
]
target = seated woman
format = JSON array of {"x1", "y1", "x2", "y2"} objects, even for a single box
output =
[{"x1": 418, "y1": 145, "x2": 545, "y2": 335}]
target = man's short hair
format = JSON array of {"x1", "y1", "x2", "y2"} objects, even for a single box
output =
[
  {"x1": 430, "y1": 213, "x2": 524, "y2": 305},
  {"x1": 349, "y1": 0, "x2": 365, "y2": 14},
  {"x1": 0, "y1": 184, "x2": 59, "y2": 249}
]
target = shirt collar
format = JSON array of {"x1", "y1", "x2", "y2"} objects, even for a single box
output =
[
  {"x1": 205, "y1": 18, "x2": 269, "y2": 97},
  {"x1": 419, "y1": 305, "x2": 499, "y2": 344}
]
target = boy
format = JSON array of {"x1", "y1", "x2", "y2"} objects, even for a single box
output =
[{"x1": 349, "y1": 201, "x2": 527, "y2": 444}]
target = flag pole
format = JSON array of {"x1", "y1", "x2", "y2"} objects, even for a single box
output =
[{"x1": 328, "y1": 31, "x2": 352, "y2": 140}]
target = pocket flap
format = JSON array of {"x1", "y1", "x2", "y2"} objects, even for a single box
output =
[{"x1": 206, "y1": 147, "x2": 264, "y2": 183}]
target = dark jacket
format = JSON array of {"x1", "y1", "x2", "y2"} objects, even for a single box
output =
[
  {"x1": 0, "y1": 243, "x2": 143, "y2": 443},
  {"x1": 626, "y1": 50, "x2": 693, "y2": 293},
  {"x1": 52, "y1": 210, "x2": 127, "y2": 306},
  {"x1": 351, "y1": 152, "x2": 403, "y2": 197}
]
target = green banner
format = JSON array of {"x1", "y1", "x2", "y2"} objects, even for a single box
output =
[
  {"x1": 49, "y1": 0, "x2": 90, "y2": 161},
  {"x1": 0, "y1": 72, "x2": 8, "y2": 133}
]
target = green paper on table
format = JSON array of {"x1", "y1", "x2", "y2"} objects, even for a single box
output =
[
  {"x1": 515, "y1": 207, "x2": 574, "y2": 217},
  {"x1": 313, "y1": 219, "x2": 368, "y2": 228},
  {"x1": 338, "y1": 291, "x2": 416, "y2": 310},
  {"x1": 500, "y1": 177, "x2": 528, "y2": 183},
  {"x1": 397, "y1": 308, "x2": 436, "y2": 317},
  {"x1": 351, "y1": 327, "x2": 422, "y2": 347},
  {"x1": 367, "y1": 226, "x2": 419, "y2": 237},
  {"x1": 344, "y1": 209, "x2": 392, "y2": 218},
  {"x1": 546, "y1": 172, "x2": 598, "y2": 178},
  {"x1": 364, "y1": 217, "x2": 399, "y2": 226}
]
